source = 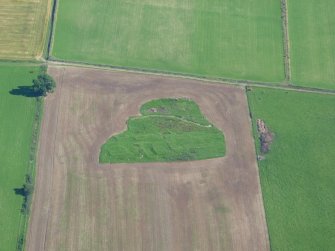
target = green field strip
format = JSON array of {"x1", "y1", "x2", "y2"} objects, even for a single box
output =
[
  {"x1": 288, "y1": 0, "x2": 335, "y2": 90},
  {"x1": 0, "y1": 64, "x2": 43, "y2": 251}
]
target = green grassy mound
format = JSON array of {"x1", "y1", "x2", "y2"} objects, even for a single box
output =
[
  {"x1": 248, "y1": 88, "x2": 335, "y2": 250},
  {"x1": 100, "y1": 98, "x2": 225, "y2": 163}
]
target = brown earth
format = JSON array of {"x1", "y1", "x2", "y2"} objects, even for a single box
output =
[{"x1": 26, "y1": 65, "x2": 269, "y2": 251}]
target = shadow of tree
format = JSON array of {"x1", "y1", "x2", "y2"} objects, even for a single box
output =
[
  {"x1": 14, "y1": 187, "x2": 25, "y2": 196},
  {"x1": 9, "y1": 86, "x2": 38, "y2": 98}
]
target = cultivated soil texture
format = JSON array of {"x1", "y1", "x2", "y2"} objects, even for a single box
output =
[{"x1": 27, "y1": 65, "x2": 269, "y2": 251}]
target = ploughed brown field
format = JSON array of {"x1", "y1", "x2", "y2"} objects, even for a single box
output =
[{"x1": 27, "y1": 65, "x2": 269, "y2": 251}]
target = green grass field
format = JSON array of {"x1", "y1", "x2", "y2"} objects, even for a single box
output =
[
  {"x1": 100, "y1": 98, "x2": 225, "y2": 163},
  {"x1": 247, "y1": 88, "x2": 335, "y2": 250},
  {"x1": 52, "y1": 0, "x2": 284, "y2": 82},
  {"x1": 0, "y1": 64, "x2": 41, "y2": 251},
  {"x1": 0, "y1": 0, "x2": 51, "y2": 60},
  {"x1": 288, "y1": 0, "x2": 335, "y2": 90}
]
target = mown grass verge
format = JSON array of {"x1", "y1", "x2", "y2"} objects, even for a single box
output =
[{"x1": 100, "y1": 98, "x2": 225, "y2": 163}]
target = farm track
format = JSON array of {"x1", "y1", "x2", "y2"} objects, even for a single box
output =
[
  {"x1": 27, "y1": 65, "x2": 270, "y2": 251},
  {"x1": 47, "y1": 60, "x2": 335, "y2": 96}
]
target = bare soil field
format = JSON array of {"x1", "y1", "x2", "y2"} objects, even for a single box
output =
[{"x1": 26, "y1": 65, "x2": 269, "y2": 251}]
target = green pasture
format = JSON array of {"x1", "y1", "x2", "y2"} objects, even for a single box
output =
[
  {"x1": 0, "y1": 65, "x2": 41, "y2": 250},
  {"x1": 100, "y1": 98, "x2": 225, "y2": 163},
  {"x1": 248, "y1": 88, "x2": 335, "y2": 250},
  {"x1": 288, "y1": 0, "x2": 335, "y2": 90},
  {"x1": 52, "y1": 0, "x2": 284, "y2": 82}
]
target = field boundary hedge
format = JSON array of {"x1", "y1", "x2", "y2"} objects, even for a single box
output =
[
  {"x1": 45, "y1": 0, "x2": 59, "y2": 59},
  {"x1": 16, "y1": 90, "x2": 44, "y2": 251},
  {"x1": 280, "y1": 0, "x2": 292, "y2": 83}
]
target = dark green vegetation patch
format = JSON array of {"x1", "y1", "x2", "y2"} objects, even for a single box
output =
[
  {"x1": 248, "y1": 88, "x2": 335, "y2": 250},
  {"x1": 100, "y1": 98, "x2": 225, "y2": 163}
]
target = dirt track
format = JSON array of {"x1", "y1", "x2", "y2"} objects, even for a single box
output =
[{"x1": 26, "y1": 66, "x2": 269, "y2": 251}]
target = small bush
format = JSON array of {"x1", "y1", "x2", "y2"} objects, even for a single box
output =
[
  {"x1": 17, "y1": 234, "x2": 24, "y2": 251},
  {"x1": 21, "y1": 175, "x2": 34, "y2": 215}
]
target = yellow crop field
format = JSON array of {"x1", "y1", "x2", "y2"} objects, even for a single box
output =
[{"x1": 0, "y1": 0, "x2": 51, "y2": 60}]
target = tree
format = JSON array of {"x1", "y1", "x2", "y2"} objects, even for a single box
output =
[{"x1": 32, "y1": 73, "x2": 56, "y2": 96}]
